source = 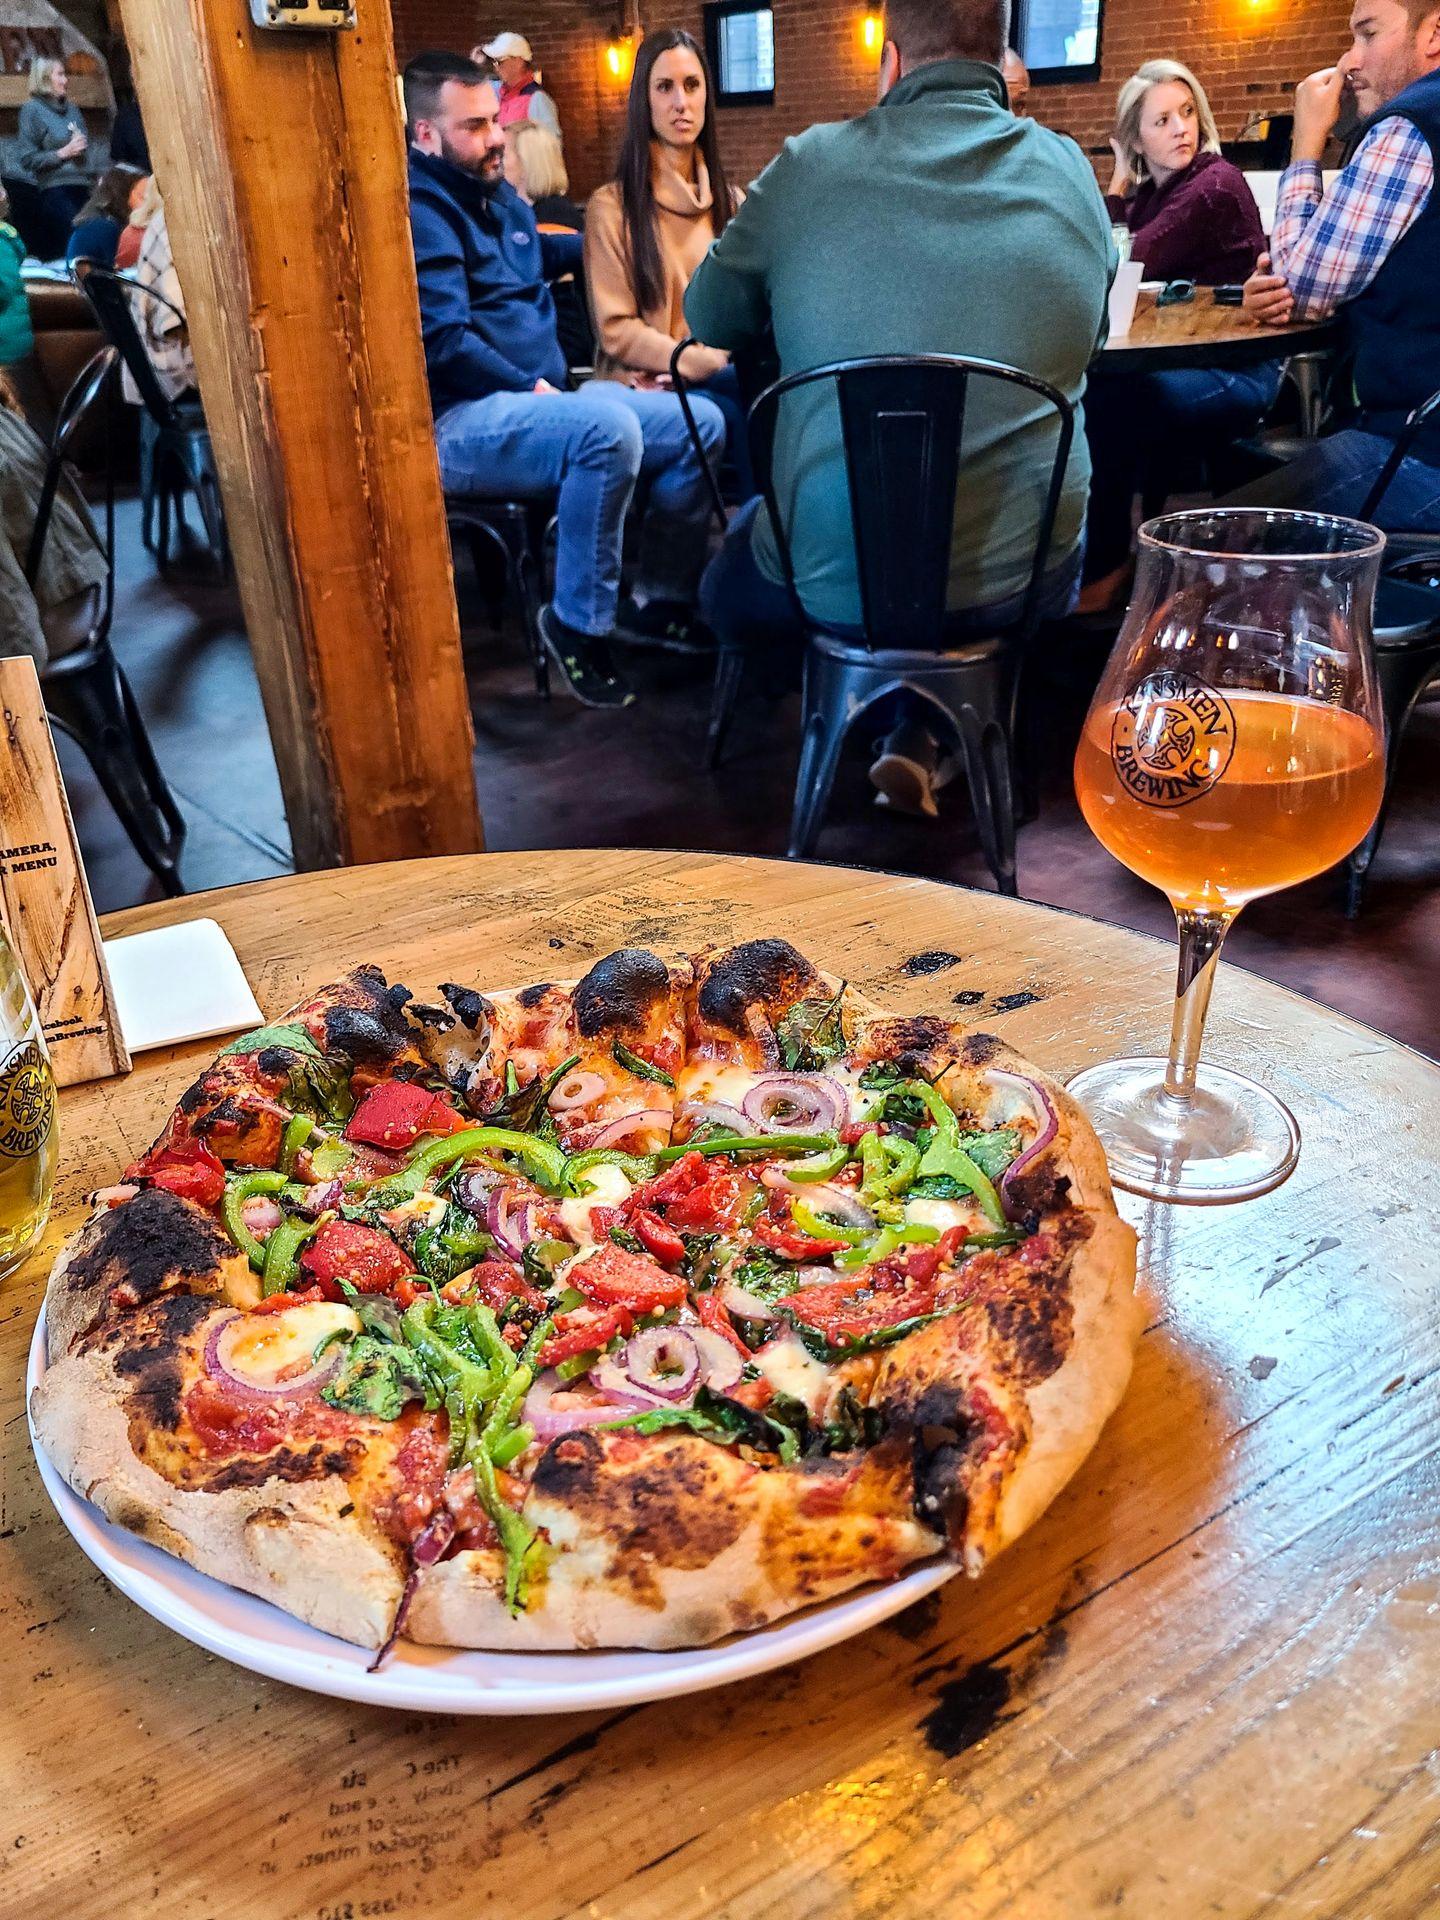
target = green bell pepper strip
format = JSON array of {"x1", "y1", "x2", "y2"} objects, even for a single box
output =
[
  {"x1": 834, "y1": 1221, "x2": 941, "y2": 1272},
  {"x1": 784, "y1": 1140, "x2": 852, "y2": 1183},
  {"x1": 561, "y1": 1148, "x2": 657, "y2": 1195},
  {"x1": 790, "y1": 1197, "x2": 874, "y2": 1249},
  {"x1": 490, "y1": 1424, "x2": 535, "y2": 1470},
  {"x1": 655, "y1": 1132, "x2": 837, "y2": 1166},
  {"x1": 279, "y1": 1114, "x2": 315, "y2": 1176},
  {"x1": 381, "y1": 1127, "x2": 568, "y2": 1202},
  {"x1": 260, "y1": 1213, "x2": 320, "y2": 1296},
  {"x1": 858, "y1": 1132, "x2": 922, "y2": 1221},
  {"x1": 222, "y1": 1171, "x2": 289, "y2": 1271},
  {"x1": 904, "y1": 1082, "x2": 1007, "y2": 1227}
]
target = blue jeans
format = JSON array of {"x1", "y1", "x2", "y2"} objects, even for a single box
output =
[
  {"x1": 436, "y1": 382, "x2": 726, "y2": 636},
  {"x1": 1084, "y1": 364, "x2": 1281, "y2": 578},
  {"x1": 1222, "y1": 426, "x2": 1440, "y2": 534}
]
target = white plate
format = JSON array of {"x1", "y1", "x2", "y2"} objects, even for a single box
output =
[{"x1": 26, "y1": 1304, "x2": 957, "y2": 1716}]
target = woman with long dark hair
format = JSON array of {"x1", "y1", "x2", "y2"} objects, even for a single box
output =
[{"x1": 586, "y1": 29, "x2": 751, "y2": 489}]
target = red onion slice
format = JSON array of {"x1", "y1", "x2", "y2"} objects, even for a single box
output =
[
  {"x1": 453, "y1": 1166, "x2": 503, "y2": 1217},
  {"x1": 411, "y1": 1510, "x2": 456, "y2": 1567},
  {"x1": 621, "y1": 1326, "x2": 702, "y2": 1403},
  {"x1": 203, "y1": 1310, "x2": 344, "y2": 1400},
  {"x1": 523, "y1": 1369, "x2": 633, "y2": 1438},
  {"x1": 577, "y1": 1108, "x2": 671, "y2": 1152},
  {"x1": 486, "y1": 1184, "x2": 537, "y2": 1260},
  {"x1": 293, "y1": 1177, "x2": 343, "y2": 1219},
  {"x1": 549, "y1": 1069, "x2": 607, "y2": 1114},
  {"x1": 691, "y1": 1327, "x2": 744, "y2": 1393},
  {"x1": 742, "y1": 1073, "x2": 846, "y2": 1135},
  {"x1": 240, "y1": 1195, "x2": 283, "y2": 1238},
  {"x1": 676, "y1": 1099, "x2": 749, "y2": 1140},
  {"x1": 988, "y1": 1068, "x2": 1060, "y2": 1214}
]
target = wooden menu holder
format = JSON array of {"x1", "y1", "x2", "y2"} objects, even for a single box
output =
[{"x1": 0, "y1": 657, "x2": 130, "y2": 1086}]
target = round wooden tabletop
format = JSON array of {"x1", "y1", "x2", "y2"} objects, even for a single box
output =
[
  {"x1": 1098, "y1": 287, "x2": 1338, "y2": 373},
  {"x1": 5, "y1": 850, "x2": 1438, "y2": 1919}
]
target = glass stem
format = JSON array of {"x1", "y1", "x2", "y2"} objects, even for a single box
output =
[{"x1": 1163, "y1": 909, "x2": 1233, "y2": 1104}]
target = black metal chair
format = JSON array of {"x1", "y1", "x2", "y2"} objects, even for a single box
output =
[
  {"x1": 1344, "y1": 387, "x2": 1440, "y2": 914},
  {"x1": 707, "y1": 353, "x2": 1075, "y2": 894},
  {"x1": 445, "y1": 498, "x2": 552, "y2": 697},
  {"x1": 71, "y1": 261, "x2": 227, "y2": 577},
  {"x1": 26, "y1": 347, "x2": 186, "y2": 896}
]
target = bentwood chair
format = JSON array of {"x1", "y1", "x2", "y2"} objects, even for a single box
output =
[
  {"x1": 71, "y1": 262, "x2": 227, "y2": 577},
  {"x1": 1344, "y1": 387, "x2": 1440, "y2": 915},
  {"x1": 445, "y1": 499, "x2": 552, "y2": 698},
  {"x1": 27, "y1": 347, "x2": 186, "y2": 896},
  {"x1": 698, "y1": 353, "x2": 1074, "y2": 896}
]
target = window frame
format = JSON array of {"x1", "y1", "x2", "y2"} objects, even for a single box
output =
[
  {"x1": 702, "y1": 0, "x2": 777, "y2": 108},
  {"x1": 1013, "y1": 0, "x2": 1107, "y2": 88}
]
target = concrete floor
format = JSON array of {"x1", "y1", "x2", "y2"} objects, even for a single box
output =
[{"x1": 61, "y1": 496, "x2": 1440, "y2": 1060}]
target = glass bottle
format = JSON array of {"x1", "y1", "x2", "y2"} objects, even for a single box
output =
[{"x1": 0, "y1": 922, "x2": 58, "y2": 1277}]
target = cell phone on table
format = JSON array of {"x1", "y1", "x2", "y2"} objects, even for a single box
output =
[{"x1": 1214, "y1": 285, "x2": 1246, "y2": 306}]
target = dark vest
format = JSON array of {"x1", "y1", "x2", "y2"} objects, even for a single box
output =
[{"x1": 1345, "y1": 70, "x2": 1440, "y2": 448}]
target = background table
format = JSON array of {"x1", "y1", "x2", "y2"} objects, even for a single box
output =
[
  {"x1": 1098, "y1": 287, "x2": 1337, "y2": 373},
  {"x1": 3, "y1": 850, "x2": 1438, "y2": 1919}
]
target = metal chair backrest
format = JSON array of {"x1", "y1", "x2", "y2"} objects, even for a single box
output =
[
  {"x1": 72, "y1": 261, "x2": 189, "y2": 431},
  {"x1": 1359, "y1": 386, "x2": 1440, "y2": 523},
  {"x1": 23, "y1": 345, "x2": 118, "y2": 644},
  {"x1": 748, "y1": 353, "x2": 1075, "y2": 653}
]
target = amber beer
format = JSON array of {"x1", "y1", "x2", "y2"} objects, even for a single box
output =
[
  {"x1": 1075, "y1": 676, "x2": 1385, "y2": 911},
  {"x1": 0, "y1": 929, "x2": 57, "y2": 1278}
]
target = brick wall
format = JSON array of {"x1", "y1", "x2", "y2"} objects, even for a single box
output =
[{"x1": 389, "y1": 0, "x2": 1355, "y2": 197}]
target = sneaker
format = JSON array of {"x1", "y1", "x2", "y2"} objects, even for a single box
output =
[
  {"x1": 869, "y1": 722, "x2": 942, "y2": 819},
  {"x1": 538, "y1": 606, "x2": 635, "y2": 710},
  {"x1": 614, "y1": 596, "x2": 713, "y2": 655}
]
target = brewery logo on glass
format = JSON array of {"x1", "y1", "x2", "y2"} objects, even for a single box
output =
[
  {"x1": 0, "y1": 1039, "x2": 55, "y2": 1161},
  {"x1": 1111, "y1": 670, "x2": 1237, "y2": 809}
]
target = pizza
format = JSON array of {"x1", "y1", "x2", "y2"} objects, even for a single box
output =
[{"x1": 30, "y1": 939, "x2": 1141, "y2": 1655}]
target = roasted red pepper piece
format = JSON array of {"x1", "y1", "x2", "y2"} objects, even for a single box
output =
[
  {"x1": 695, "y1": 1290, "x2": 751, "y2": 1358},
  {"x1": 300, "y1": 1219, "x2": 415, "y2": 1297},
  {"x1": 125, "y1": 1139, "x2": 227, "y2": 1209},
  {"x1": 569, "y1": 1242, "x2": 687, "y2": 1313},
  {"x1": 538, "y1": 1305, "x2": 633, "y2": 1370},
  {"x1": 632, "y1": 1208, "x2": 687, "y2": 1266},
  {"x1": 345, "y1": 1081, "x2": 465, "y2": 1152}
]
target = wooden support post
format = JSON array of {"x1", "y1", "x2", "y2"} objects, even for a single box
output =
[{"x1": 117, "y1": 0, "x2": 483, "y2": 870}]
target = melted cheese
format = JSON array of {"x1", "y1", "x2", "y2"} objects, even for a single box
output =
[
  {"x1": 904, "y1": 1195, "x2": 982, "y2": 1235},
  {"x1": 558, "y1": 1160, "x2": 634, "y2": 1247},
  {"x1": 379, "y1": 1193, "x2": 447, "y2": 1232},
  {"x1": 221, "y1": 1302, "x2": 359, "y2": 1388},
  {"x1": 751, "y1": 1332, "x2": 834, "y2": 1417},
  {"x1": 675, "y1": 1062, "x2": 875, "y2": 1126}
]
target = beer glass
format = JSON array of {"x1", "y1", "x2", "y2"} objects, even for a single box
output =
[
  {"x1": 0, "y1": 922, "x2": 57, "y2": 1276},
  {"x1": 1070, "y1": 509, "x2": 1385, "y2": 1203}
]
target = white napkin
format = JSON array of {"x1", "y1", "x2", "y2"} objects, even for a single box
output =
[{"x1": 103, "y1": 919, "x2": 265, "y2": 1054}]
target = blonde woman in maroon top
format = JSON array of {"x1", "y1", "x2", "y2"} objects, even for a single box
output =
[{"x1": 1082, "y1": 58, "x2": 1275, "y2": 609}]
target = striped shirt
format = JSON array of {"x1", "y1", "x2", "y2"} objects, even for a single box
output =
[{"x1": 1271, "y1": 118, "x2": 1433, "y2": 319}]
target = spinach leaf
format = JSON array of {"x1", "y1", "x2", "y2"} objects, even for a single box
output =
[
  {"x1": 958, "y1": 1127, "x2": 1021, "y2": 1182},
  {"x1": 810, "y1": 1385, "x2": 886, "y2": 1456},
  {"x1": 730, "y1": 1249, "x2": 796, "y2": 1304},
  {"x1": 599, "y1": 1386, "x2": 801, "y2": 1461},
  {"x1": 783, "y1": 1306, "x2": 958, "y2": 1363},
  {"x1": 612, "y1": 1041, "x2": 675, "y2": 1090},
  {"x1": 335, "y1": 1277, "x2": 406, "y2": 1342},
  {"x1": 413, "y1": 1205, "x2": 494, "y2": 1285},
  {"x1": 608, "y1": 1226, "x2": 645, "y2": 1257},
  {"x1": 521, "y1": 1238, "x2": 572, "y2": 1290},
  {"x1": 486, "y1": 1053, "x2": 582, "y2": 1138},
  {"x1": 322, "y1": 1334, "x2": 437, "y2": 1420},
  {"x1": 776, "y1": 985, "x2": 850, "y2": 1073},
  {"x1": 221, "y1": 1022, "x2": 325, "y2": 1062},
  {"x1": 680, "y1": 1232, "x2": 722, "y2": 1288}
]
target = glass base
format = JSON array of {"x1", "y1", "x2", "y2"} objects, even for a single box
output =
[{"x1": 1066, "y1": 1057, "x2": 1300, "y2": 1205}]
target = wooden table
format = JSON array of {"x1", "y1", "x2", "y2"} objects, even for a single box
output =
[
  {"x1": 4, "y1": 850, "x2": 1438, "y2": 1919},
  {"x1": 1098, "y1": 287, "x2": 1337, "y2": 374}
]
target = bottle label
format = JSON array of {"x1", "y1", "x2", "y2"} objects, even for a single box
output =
[{"x1": 0, "y1": 1040, "x2": 55, "y2": 1161}]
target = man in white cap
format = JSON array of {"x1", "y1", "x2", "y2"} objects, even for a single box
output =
[{"x1": 479, "y1": 31, "x2": 562, "y2": 140}]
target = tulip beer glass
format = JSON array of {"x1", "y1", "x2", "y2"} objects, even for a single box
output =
[
  {"x1": 0, "y1": 921, "x2": 57, "y2": 1276},
  {"x1": 1070, "y1": 510, "x2": 1385, "y2": 1203}
]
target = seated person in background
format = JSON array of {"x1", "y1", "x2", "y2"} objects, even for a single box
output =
[
  {"x1": 116, "y1": 173, "x2": 157, "y2": 271},
  {"x1": 131, "y1": 185, "x2": 195, "y2": 403},
  {"x1": 1002, "y1": 47, "x2": 1030, "y2": 116},
  {"x1": 1105, "y1": 60, "x2": 1265, "y2": 282},
  {"x1": 587, "y1": 29, "x2": 752, "y2": 496},
  {"x1": 1234, "y1": 0, "x2": 1440, "y2": 534},
  {"x1": 405, "y1": 52, "x2": 724, "y2": 708},
  {"x1": 0, "y1": 186, "x2": 47, "y2": 436},
  {"x1": 1082, "y1": 59, "x2": 1272, "y2": 610},
  {"x1": 66, "y1": 163, "x2": 146, "y2": 268},
  {"x1": 0, "y1": 392, "x2": 107, "y2": 671},
  {"x1": 504, "y1": 123, "x2": 592, "y2": 367},
  {"x1": 684, "y1": 0, "x2": 1112, "y2": 817},
  {"x1": 479, "y1": 32, "x2": 562, "y2": 141}
]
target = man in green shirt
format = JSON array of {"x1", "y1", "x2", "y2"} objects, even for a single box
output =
[{"x1": 685, "y1": 0, "x2": 1114, "y2": 815}]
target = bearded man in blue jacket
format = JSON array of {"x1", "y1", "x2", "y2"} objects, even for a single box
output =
[{"x1": 405, "y1": 52, "x2": 725, "y2": 708}]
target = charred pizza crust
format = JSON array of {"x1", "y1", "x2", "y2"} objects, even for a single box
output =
[{"x1": 31, "y1": 940, "x2": 1141, "y2": 1653}]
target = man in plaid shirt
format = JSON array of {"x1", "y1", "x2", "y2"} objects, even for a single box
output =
[{"x1": 1237, "y1": 0, "x2": 1440, "y2": 529}]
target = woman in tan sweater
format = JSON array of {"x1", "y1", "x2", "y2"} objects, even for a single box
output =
[{"x1": 586, "y1": 29, "x2": 752, "y2": 494}]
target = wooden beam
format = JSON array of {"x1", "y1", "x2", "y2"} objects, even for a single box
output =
[{"x1": 117, "y1": 0, "x2": 483, "y2": 869}]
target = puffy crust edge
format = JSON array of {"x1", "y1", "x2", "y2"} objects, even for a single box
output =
[{"x1": 28, "y1": 1342, "x2": 403, "y2": 1650}]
